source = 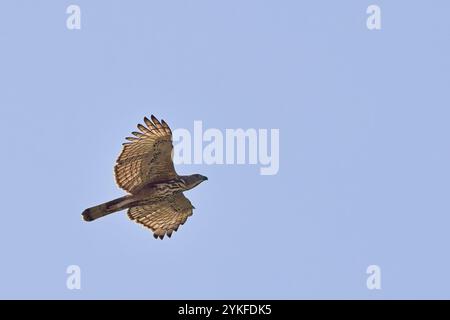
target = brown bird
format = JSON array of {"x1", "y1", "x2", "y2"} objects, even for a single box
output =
[{"x1": 82, "y1": 115, "x2": 208, "y2": 239}]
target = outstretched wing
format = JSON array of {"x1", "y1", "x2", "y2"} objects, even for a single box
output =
[
  {"x1": 114, "y1": 115, "x2": 177, "y2": 194},
  {"x1": 127, "y1": 193, "x2": 194, "y2": 239}
]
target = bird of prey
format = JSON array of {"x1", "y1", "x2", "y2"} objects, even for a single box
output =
[{"x1": 82, "y1": 115, "x2": 208, "y2": 239}]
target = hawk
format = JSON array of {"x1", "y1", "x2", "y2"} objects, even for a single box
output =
[{"x1": 82, "y1": 115, "x2": 208, "y2": 239}]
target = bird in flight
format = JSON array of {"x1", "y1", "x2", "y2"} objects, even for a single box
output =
[{"x1": 82, "y1": 115, "x2": 208, "y2": 239}]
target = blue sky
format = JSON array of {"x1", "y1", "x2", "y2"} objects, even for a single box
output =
[{"x1": 0, "y1": 1, "x2": 450, "y2": 299}]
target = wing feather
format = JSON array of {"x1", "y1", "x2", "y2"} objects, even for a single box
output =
[
  {"x1": 114, "y1": 115, "x2": 177, "y2": 194},
  {"x1": 127, "y1": 193, "x2": 194, "y2": 239}
]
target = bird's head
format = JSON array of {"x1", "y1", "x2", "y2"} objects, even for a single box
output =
[{"x1": 181, "y1": 174, "x2": 208, "y2": 190}]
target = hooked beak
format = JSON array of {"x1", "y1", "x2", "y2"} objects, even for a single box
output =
[{"x1": 202, "y1": 176, "x2": 208, "y2": 181}]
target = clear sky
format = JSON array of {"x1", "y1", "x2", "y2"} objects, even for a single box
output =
[{"x1": 1, "y1": 1, "x2": 450, "y2": 299}]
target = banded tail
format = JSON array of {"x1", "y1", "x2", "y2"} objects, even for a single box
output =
[{"x1": 82, "y1": 195, "x2": 132, "y2": 221}]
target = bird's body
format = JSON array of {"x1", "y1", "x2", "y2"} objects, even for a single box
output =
[{"x1": 82, "y1": 115, "x2": 207, "y2": 239}]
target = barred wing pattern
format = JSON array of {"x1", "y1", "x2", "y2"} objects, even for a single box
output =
[
  {"x1": 114, "y1": 115, "x2": 177, "y2": 194},
  {"x1": 127, "y1": 193, "x2": 194, "y2": 239}
]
